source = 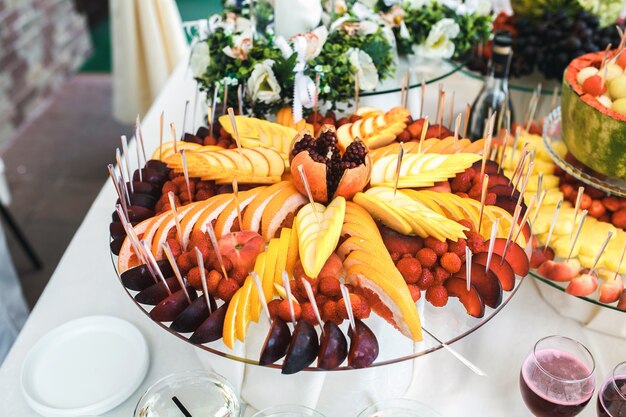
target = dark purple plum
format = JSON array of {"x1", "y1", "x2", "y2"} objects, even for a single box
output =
[
  {"x1": 195, "y1": 126, "x2": 210, "y2": 139},
  {"x1": 259, "y1": 318, "x2": 291, "y2": 366},
  {"x1": 145, "y1": 159, "x2": 170, "y2": 173},
  {"x1": 127, "y1": 193, "x2": 156, "y2": 210},
  {"x1": 495, "y1": 195, "x2": 527, "y2": 217},
  {"x1": 348, "y1": 319, "x2": 379, "y2": 369},
  {"x1": 189, "y1": 302, "x2": 229, "y2": 344},
  {"x1": 128, "y1": 181, "x2": 160, "y2": 197},
  {"x1": 317, "y1": 321, "x2": 348, "y2": 370},
  {"x1": 183, "y1": 132, "x2": 203, "y2": 144},
  {"x1": 110, "y1": 237, "x2": 124, "y2": 255},
  {"x1": 134, "y1": 277, "x2": 181, "y2": 305},
  {"x1": 489, "y1": 183, "x2": 519, "y2": 198},
  {"x1": 121, "y1": 260, "x2": 175, "y2": 291},
  {"x1": 282, "y1": 320, "x2": 319, "y2": 374},
  {"x1": 471, "y1": 160, "x2": 500, "y2": 175},
  {"x1": 133, "y1": 168, "x2": 168, "y2": 185},
  {"x1": 112, "y1": 205, "x2": 154, "y2": 223},
  {"x1": 110, "y1": 221, "x2": 127, "y2": 240},
  {"x1": 170, "y1": 294, "x2": 217, "y2": 333},
  {"x1": 453, "y1": 263, "x2": 503, "y2": 308},
  {"x1": 150, "y1": 287, "x2": 197, "y2": 322}
]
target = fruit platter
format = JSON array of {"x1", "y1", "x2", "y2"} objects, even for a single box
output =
[{"x1": 107, "y1": 94, "x2": 537, "y2": 381}]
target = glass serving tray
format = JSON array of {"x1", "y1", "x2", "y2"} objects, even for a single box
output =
[
  {"x1": 110, "y1": 245, "x2": 524, "y2": 371},
  {"x1": 527, "y1": 107, "x2": 626, "y2": 313}
]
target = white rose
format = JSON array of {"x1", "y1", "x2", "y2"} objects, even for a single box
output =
[
  {"x1": 413, "y1": 18, "x2": 460, "y2": 59},
  {"x1": 358, "y1": 21, "x2": 380, "y2": 36},
  {"x1": 247, "y1": 60, "x2": 282, "y2": 104},
  {"x1": 189, "y1": 42, "x2": 210, "y2": 78},
  {"x1": 292, "y1": 26, "x2": 328, "y2": 61},
  {"x1": 223, "y1": 29, "x2": 253, "y2": 60},
  {"x1": 347, "y1": 48, "x2": 379, "y2": 91}
]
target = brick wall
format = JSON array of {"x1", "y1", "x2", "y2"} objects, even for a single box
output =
[{"x1": 0, "y1": 0, "x2": 91, "y2": 149}]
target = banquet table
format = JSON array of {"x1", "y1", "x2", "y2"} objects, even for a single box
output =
[{"x1": 0, "y1": 62, "x2": 625, "y2": 417}]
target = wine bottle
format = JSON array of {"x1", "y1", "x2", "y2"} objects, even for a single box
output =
[{"x1": 468, "y1": 31, "x2": 514, "y2": 141}]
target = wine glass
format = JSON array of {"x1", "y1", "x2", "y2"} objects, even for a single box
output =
[
  {"x1": 519, "y1": 335, "x2": 596, "y2": 417},
  {"x1": 597, "y1": 361, "x2": 626, "y2": 417}
]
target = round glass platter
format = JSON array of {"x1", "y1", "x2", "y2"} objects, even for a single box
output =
[
  {"x1": 110, "y1": 243, "x2": 525, "y2": 371},
  {"x1": 525, "y1": 106, "x2": 626, "y2": 314},
  {"x1": 542, "y1": 106, "x2": 626, "y2": 198}
]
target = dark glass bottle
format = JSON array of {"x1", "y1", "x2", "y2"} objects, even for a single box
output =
[{"x1": 468, "y1": 31, "x2": 514, "y2": 141}]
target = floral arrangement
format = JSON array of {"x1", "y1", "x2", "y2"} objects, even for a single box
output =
[{"x1": 191, "y1": 1, "x2": 493, "y2": 118}]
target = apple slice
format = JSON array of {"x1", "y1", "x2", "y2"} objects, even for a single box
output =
[
  {"x1": 537, "y1": 259, "x2": 581, "y2": 282},
  {"x1": 566, "y1": 272, "x2": 598, "y2": 297}
]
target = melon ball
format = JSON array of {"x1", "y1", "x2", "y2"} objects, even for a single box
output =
[
  {"x1": 577, "y1": 66, "x2": 598, "y2": 86},
  {"x1": 598, "y1": 95, "x2": 613, "y2": 108},
  {"x1": 612, "y1": 98, "x2": 626, "y2": 116},
  {"x1": 601, "y1": 64, "x2": 624, "y2": 82},
  {"x1": 609, "y1": 75, "x2": 626, "y2": 100}
]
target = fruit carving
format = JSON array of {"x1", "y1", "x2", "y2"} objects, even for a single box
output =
[
  {"x1": 562, "y1": 49, "x2": 626, "y2": 180},
  {"x1": 290, "y1": 126, "x2": 371, "y2": 203}
]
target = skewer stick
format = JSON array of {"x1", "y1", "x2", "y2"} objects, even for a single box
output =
[
  {"x1": 421, "y1": 327, "x2": 487, "y2": 376},
  {"x1": 522, "y1": 90, "x2": 537, "y2": 130},
  {"x1": 227, "y1": 107, "x2": 244, "y2": 161},
  {"x1": 181, "y1": 101, "x2": 190, "y2": 140},
  {"x1": 211, "y1": 85, "x2": 218, "y2": 132},
  {"x1": 453, "y1": 113, "x2": 461, "y2": 152},
  {"x1": 162, "y1": 242, "x2": 192, "y2": 305},
  {"x1": 302, "y1": 279, "x2": 324, "y2": 333},
  {"x1": 509, "y1": 148, "x2": 528, "y2": 188},
  {"x1": 282, "y1": 272, "x2": 297, "y2": 324},
  {"x1": 463, "y1": 103, "x2": 471, "y2": 138},
  {"x1": 479, "y1": 118, "x2": 494, "y2": 179},
  {"x1": 108, "y1": 165, "x2": 128, "y2": 217},
  {"x1": 543, "y1": 199, "x2": 563, "y2": 254},
  {"x1": 168, "y1": 191, "x2": 184, "y2": 249},
  {"x1": 570, "y1": 186, "x2": 585, "y2": 239},
  {"x1": 135, "y1": 127, "x2": 143, "y2": 182},
  {"x1": 170, "y1": 123, "x2": 178, "y2": 154},
  {"x1": 515, "y1": 162, "x2": 534, "y2": 208},
  {"x1": 566, "y1": 210, "x2": 588, "y2": 262},
  {"x1": 141, "y1": 240, "x2": 171, "y2": 295},
  {"x1": 206, "y1": 219, "x2": 229, "y2": 280},
  {"x1": 525, "y1": 93, "x2": 539, "y2": 133},
  {"x1": 207, "y1": 104, "x2": 213, "y2": 137},
  {"x1": 232, "y1": 178, "x2": 243, "y2": 231},
  {"x1": 297, "y1": 165, "x2": 321, "y2": 225},
  {"x1": 419, "y1": 77, "x2": 426, "y2": 119},
  {"x1": 502, "y1": 204, "x2": 523, "y2": 262},
  {"x1": 438, "y1": 91, "x2": 446, "y2": 138},
  {"x1": 530, "y1": 189, "x2": 548, "y2": 227},
  {"x1": 392, "y1": 142, "x2": 405, "y2": 202},
  {"x1": 159, "y1": 111, "x2": 164, "y2": 160},
  {"x1": 223, "y1": 84, "x2": 229, "y2": 115},
  {"x1": 404, "y1": 68, "x2": 411, "y2": 109},
  {"x1": 512, "y1": 195, "x2": 536, "y2": 245},
  {"x1": 237, "y1": 84, "x2": 243, "y2": 116},
  {"x1": 252, "y1": 271, "x2": 271, "y2": 325},
  {"x1": 181, "y1": 150, "x2": 193, "y2": 203},
  {"x1": 120, "y1": 136, "x2": 135, "y2": 192},
  {"x1": 116, "y1": 205, "x2": 151, "y2": 276},
  {"x1": 192, "y1": 82, "x2": 199, "y2": 133},
  {"x1": 195, "y1": 247, "x2": 213, "y2": 314},
  {"x1": 498, "y1": 130, "x2": 510, "y2": 173},
  {"x1": 135, "y1": 115, "x2": 147, "y2": 163},
  {"x1": 589, "y1": 231, "x2": 614, "y2": 276},
  {"x1": 400, "y1": 72, "x2": 407, "y2": 109},
  {"x1": 435, "y1": 85, "x2": 443, "y2": 128},
  {"x1": 465, "y1": 246, "x2": 473, "y2": 291},
  {"x1": 477, "y1": 174, "x2": 489, "y2": 233},
  {"x1": 313, "y1": 72, "x2": 320, "y2": 125},
  {"x1": 612, "y1": 240, "x2": 626, "y2": 281},
  {"x1": 115, "y1": 149, "x2": 131, "y2": 205},
  {"x1": 509, "y1": 126, "x2": 521, "y2": 165},
  {"x1": 485, "y1": 219, "x2": 499, "y2": 273},
  {"x1": 536, "y1": 173, "x2": 543, "y2": 202},
  {"x1": 417, "y1": 116, "x2": 429, "y2": 154},
  {"x1": 340, "y1": 284, "x2": 356, "y2": 331},
  {"x1": 550, "y1": 85, "x2": 559, "y2": 110},
  {"x1": 354, "y1": 75, "x2": 360, "y2": 114}
]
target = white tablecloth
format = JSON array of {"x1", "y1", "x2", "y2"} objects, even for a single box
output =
[{"x1": 0, "y1": 63, "x2": 624, "y2": 417}]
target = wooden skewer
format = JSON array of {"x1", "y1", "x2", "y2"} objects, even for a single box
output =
[
  {"x1": 477, "y1": 174, "x2": 489, "y2": 234},
  {"x1": 570, "y1": 186, "x2": 585, "y2": 239},
  {"x1": 536, "y1": 173, "x2": 543, "y2": 202},
  {"x1": 282, "y1": 271, "x2": 297, "y2": 325},
  {"x1": 543, "y1": 199, "x2": 563, "y2": 255},
  {"x1": 159, "y1": 111, "x2": 164, "y2": 160},
  {"x1": 448, "y1": 91, "x2": 455, "y2": 129},
  {"x1": 207, "y1": 104, "x2": 213, "y2": 138},
  {"x1": 462, "y1": 103, "x2": 471, "y2": 138},
  {"x1": 400, "y1": 72, "x2": 408, "y2": 109},
  {"x1": 612, "y1": 239, "x2": 626, "y2": 281},
  {"x1": 485, "y1": 219, "x2": 499, "y2": 273},
  {"x1": 515, "y1": 162, "x2": 534, "y2": 209},
  {"x1": 417, "y1": 116, "x2": 429, "y2": 154},
  {"x1": 206, "y1": 219, "x2": 229, "y2": 280},
  {"x1": 530, "y1": 189, "x2": 548, "y2": 227},
  {"x1": 168, "y1": 191, "x2": 184, "y2": 249},
  {"x1": 108, "y1": 165, "x2": 128, "y2": 217},
  {"x1": 181, "y1": 100, "x2": 190, "y2": 140},
  {"x1": 232, "y1": 178, "x2": 243, "y2": 231},
  {"x1": 421, "y1": 326, "x2": 487, "y2": 376},
  {"x1": 170, "y1": 123, "x2": 178, "y2": 154},
  {"x1": 181, "y1": 149, "x2": 193, "y2": 203},
  {"x1": 465, "y1": 246, "x2": 473, "y2": 292},
  {"x1": 438, "y1": 91, "x2": 446, "y2": 138},
  {"x1": 512, "y1": 195, "x2": 536, "y2": 245},
  {"x1": 302, "y1": 279, "x2": 324, "y2": 333},
  {"x1": 115, "y1": 149, "x2": 131, "y2": 205},
  {"x1": 120, "y1": 136, "x2": 135, "y2": 192},
  {"x1": 237, "y1": 84, "x2": 243, "y2": 116},
  {"x1": 195, "y1": 247, "x2": 213, "y2": 314},
  {"x1": 298, "y1": 165, "x2": 321, "y2": 225},
  {"x1": 162, "y1": 242, "x2": 192, "y2": 305},
  {"x1": 435, "y1": 85, "x2": 443, "y2": 129},
  {"x1": 589, "y1": 231, "x2": 614, "y2": 276},
  {"x1": 135, "y1": 126, "x2": 143, "y2": 182},
  {"x1": 565, "y1": 210, "x2": 588, "y2": 262},
  {"x1": 392, "y1": 142, "x2": 405, "y2": 203},
  {"x1": 354, "y1": 75, "x2": 360, "y2": 114},
  {"x1": 252, "y1": 271, "x2": 271, "y2": 325},
  {"x1": 550, "y1": 85, "x2": 559, "y2": 110},
  {"x1": 340, "y1": 284, "x2": 356, "y2": 331},
  {"x1": 502, "y1": 204, "x2": 523, "y2": 262},
  {"x1": 135, "y1": 115, "x2": 147, "y2": 163},
  {"x1": 223, "y1": 84, "x2": 229, "y2": 115},
  {"x1": 313, "y1": 72, "x2": 320, "y2": 126},
  {"x1": 404, "y1": 68, "x2": 412, "y2": 109},
  {"x1": 192, "y1": 82, "x2": 199, "y2": 134},
  {"x1": 453, "y1": 113, "x2": 461, "y2": 152},
  {"x1": 509, "y1": 126, "x2": 521, "y2": 165},
  {"x1": 141, "y1": 240, "x2": 171, "y2": 295},
  {"x1": 211, "y1": 85, "x2": 218, "y2": 132},
  {"x1": 227, "y1": 107, "x2": 244, "y2": 162}
]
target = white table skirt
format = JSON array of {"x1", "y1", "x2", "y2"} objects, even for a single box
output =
[{"x1": 0, "y1": 62, "x2": 624, "y2": 417}]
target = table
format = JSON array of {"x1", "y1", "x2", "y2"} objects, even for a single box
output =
[{"x1": 0, "y1": 62, "x2": 624, "y2": 417}]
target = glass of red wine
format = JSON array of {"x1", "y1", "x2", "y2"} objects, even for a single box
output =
[
  {"x1": 597, "y1": 361, "x2": 626, "y2": 417},
  {"x1": 520, "y1": 335, "x2": 596, "y2": 417}
]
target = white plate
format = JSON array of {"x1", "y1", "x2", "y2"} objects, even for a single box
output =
[{"x1": 21, "y1": 316, "x2": 149, "y2": 417}]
